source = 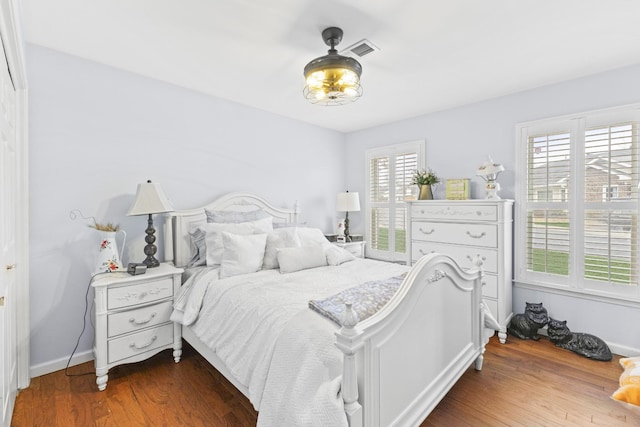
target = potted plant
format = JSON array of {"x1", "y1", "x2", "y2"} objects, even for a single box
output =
[{"x1": 412, "y1": 168, "x2": 440, "y2": 200}]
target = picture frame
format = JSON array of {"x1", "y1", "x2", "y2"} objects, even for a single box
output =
[{"x1": 445, "y1": 178, "x2": 470, "y2": 200}]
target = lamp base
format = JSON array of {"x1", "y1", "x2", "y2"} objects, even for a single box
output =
[
  {"x1": 485, "y1": 181, "x2": 502, "y2": 200},
  {"x1": 142, "y1": 214, "x2": 160, "y2": 268}
]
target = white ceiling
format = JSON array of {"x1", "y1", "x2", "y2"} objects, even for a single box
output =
[{"x1": 20, "y1": 0, "x2": 640, "y2": 133}]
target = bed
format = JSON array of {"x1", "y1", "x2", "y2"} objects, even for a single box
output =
[{"x1": 164, "y1": 192, "x2": 489, "y2": 427}]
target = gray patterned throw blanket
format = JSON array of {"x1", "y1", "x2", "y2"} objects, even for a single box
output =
[{"x1": 309, "y1": 275, "x2": 406, "y2": 326}]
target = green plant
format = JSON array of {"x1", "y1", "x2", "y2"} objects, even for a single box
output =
[{"x1": 412, "y1": 168, "x2": 440, "y2": 186}]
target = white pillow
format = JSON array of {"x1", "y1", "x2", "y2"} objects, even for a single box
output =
[
  {"x1": 219, "y1": 232, "x2": 268, "y2": 278},
  {"x1": 295, "y1": 227, "x2": 330, "y2": 247},
  {"x1": 326, "y1": 245, "x2": 356, "y2": 266},
  {"x1": 277, "y1": 245, "x2": 328, "y2": 274},
  {"x1": 187, "y1": 227, "x2": 207, "y2": 267},
  {"x1": 263, "y1": 228, "x2": 301, "y2": 270},
  {"x1": 202, "y1": 216, "x2": 273, "y2": 266}
]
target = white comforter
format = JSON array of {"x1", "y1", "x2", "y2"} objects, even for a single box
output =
[{"x1": 171, "y1": 259, "x2": 409, "y2": 427}]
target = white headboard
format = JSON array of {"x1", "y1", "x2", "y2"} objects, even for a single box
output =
[{"x1": 164, "y1": 192, "x2": 300, "y2": 268}]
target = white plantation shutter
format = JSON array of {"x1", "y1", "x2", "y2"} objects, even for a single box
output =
[
  {"x1": 583, "y1": 122, "x2": 639, "y2": 288},
  {"x1": 366, "y1": 141, "x2": 424, "y2": 261},
  {"x1": 516, "y1": 106, "x2": 640, "y2": 300},
  {"x1": 526, "y1": 132, "x2": 572, "y2": 277}
]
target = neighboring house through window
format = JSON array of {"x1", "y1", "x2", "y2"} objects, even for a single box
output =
[
  {"x1": 365, "y1": 140, "x2": 425, "y2": 262},
  {"x1": 516, "y1": 104, "x2": 640, "y2": 301}
]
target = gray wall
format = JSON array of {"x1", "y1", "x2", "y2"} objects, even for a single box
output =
[
  {"x1": 27, "y1": 44, "x2": 345, "y2": 373},
  {"x1": 345, "y1": 63, "x2": 640, "y2": 354}
]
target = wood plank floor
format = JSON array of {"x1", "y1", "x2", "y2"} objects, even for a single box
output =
[{"x1": 12, "y1": 336, "x2": 640, "y2": 426}]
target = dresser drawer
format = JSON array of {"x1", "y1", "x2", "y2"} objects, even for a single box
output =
[
  {"x1": 107, "y1": 300, "x2": 173, "y2": 338},
  {"x1": 412, "y1": 221, "x2": 497, "y2": 248},
  {"x1": 108, "y1": 324, "x2": 173, "y2": 364},
  {"x1": 411, "y1": 204, "x2": 498, "y2": 222},
  {"x1": 107, "y1": 278, "x2": 174, "y2": 310},
  {"x1": 412, "y1": 241, "x2": 498, "y2": 274},
  {"x1": 482, "y1": 274, "x2": 498, "y2": 299}
]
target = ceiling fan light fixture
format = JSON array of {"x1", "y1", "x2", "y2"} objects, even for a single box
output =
[{"x1": 303, "y1": 27, "x2": 363, "y2": 106}]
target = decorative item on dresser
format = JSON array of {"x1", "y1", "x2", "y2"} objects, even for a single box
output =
[
  {"x1": 412, "y1": 168, "x2": 440, "y2": 200},
  {"x1": 476, "y1": 157, "x2": 505, "y2": 199},
  {"x1": 127, "y1": 180, "x2": 174, "y2": 268},
  {"x1": 92, "y1": 263, "x2": 183, "y2": 391},
  {"x1": 407, "y1": 199, "x2": 514, "y2": 343}
]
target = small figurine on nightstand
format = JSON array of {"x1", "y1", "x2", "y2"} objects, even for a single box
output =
[{"x1": 337, "y1": 221, "x2": 345, "y2": 243}]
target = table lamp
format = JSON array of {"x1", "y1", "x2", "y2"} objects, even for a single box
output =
[
  {"x1": 127, "y1": 180, "x2": 174, "y2": 267},
  {"x1": 476, "y1": 158, "x2": 505, "y2": 199},
  {"x1": 336, "y1": 191, "x2": 360, "y2": 242}
]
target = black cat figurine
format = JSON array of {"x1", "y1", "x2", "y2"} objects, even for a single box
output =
[
  {"x1": 546, "y1": 318, "x2": 612, "y2": 361},
  {"x1": 507, "y1": 302, "x2": 548, "y2": 340}
]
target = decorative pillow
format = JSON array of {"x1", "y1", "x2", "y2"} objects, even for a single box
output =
[
  {"x1": 263, "y1": 228, "x2": 301, "y2": 270},
  {"x1": 277, "y1": 245, "x2": 328, "y2": 274},
  {"x1": 205, "y1": 208, "x2": 271, "y2": 223},
  {"x1": 219, "y1": 232, "x2": 268, "y2": 279},
  {"x1": 612, "y1": 356, "x2": 640, "y2": 408},
  {"x1": 203, "y1": 216, "x2": 273, "y2": 266},
  {"x1": 188, "y1": 227, "x2": 207, "y2": 267},
  {"x1": 295, "y1": 227, "x2": 330, "y2": 247},
  {"x1": 326, "y1": 245, "x2": 356, "y2": 266}
]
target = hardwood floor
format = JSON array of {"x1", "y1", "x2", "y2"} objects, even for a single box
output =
[{"x1": 12, "y1": 336, "x2": 640, "y2": 426}]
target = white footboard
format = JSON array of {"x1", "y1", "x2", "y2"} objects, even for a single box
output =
[{"x1": 336, "y1": 253, "x2": 486, "y2": 427}]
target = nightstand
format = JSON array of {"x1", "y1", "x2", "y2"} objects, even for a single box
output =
[
  {"x1": 92, "y1": 263, "x2": 183, "y2": 391},
  {"x1": 333, "y1": 240, "x2": 366, "y2": 258}
]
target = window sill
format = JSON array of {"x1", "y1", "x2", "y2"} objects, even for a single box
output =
[{"x1": 513, "y1": 280, "x2": 640, "y2": 309}]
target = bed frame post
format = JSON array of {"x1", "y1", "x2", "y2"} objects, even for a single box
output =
[{"x1": 335, "y1": 303, "x2": 364, "y2": 427}]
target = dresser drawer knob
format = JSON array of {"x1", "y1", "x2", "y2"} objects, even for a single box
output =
[
  {"x1": 138, "y1": 291, "x2": 148, "y2": 299},
  {"x1": 466, "y1": 231, "x2": 486, "y2": 239},
  {"x1": 467, "y1": 254, "x2": 486, "y2": 262},
  {"x1": 129, "y1": 312, "x2": 156, "y2": 325},
  {"x1": 419, "y1": 227, "x2": 435, "y2": 235},
  {"x1": 129, "y1": 335, "x2": 157, "y2": 350}
]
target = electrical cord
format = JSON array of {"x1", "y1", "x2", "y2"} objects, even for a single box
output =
[{"x1": 64, "y1": 271, "x2": 112, "y2": 377}]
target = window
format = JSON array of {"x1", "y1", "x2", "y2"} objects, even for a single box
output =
[
  {"x1": 516, "y1": 105, "x2": 640, "y2": 301},
  {"x1": 366, "y1": 141, "x2": 425, "y2": 262}
]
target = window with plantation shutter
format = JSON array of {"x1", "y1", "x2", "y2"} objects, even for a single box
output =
[
  {"x1": 366, "y1": 141, "x2": 424, "y2": 261},
  {"x1": 516, "y1": 105, "x2": 640, "y2": 301}
]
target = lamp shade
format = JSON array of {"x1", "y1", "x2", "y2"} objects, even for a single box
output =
[
  {"x1": 336, "y1": 191, "x2": 360, "y2": 212},
  {"x1": 127, "y1": 180, "x2": 174, "y2": 216}
]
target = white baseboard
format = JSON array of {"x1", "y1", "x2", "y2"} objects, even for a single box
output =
[{"x1": 29, "y1": 349, "x2": 95, "y2": 379}]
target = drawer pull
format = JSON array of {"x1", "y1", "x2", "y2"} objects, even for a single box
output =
[
  {"x1": 467, "y1": 255, "x2": 486, "y2": 261},
  {"x1": 129, "y1": 335, "x2": 157, "y2": 350},
  {"x1": 419, "y1": 227, "x2": 435, "y2": 235},
  {"x1": 466, "y1": 231, "x2": 486, "y2": 239},
  {"x1": 129, "y1": 312, "x2": 156, "y2": 325},
  {"x1": 419, "y1": 249, "x2": 435, "y2": 255}
]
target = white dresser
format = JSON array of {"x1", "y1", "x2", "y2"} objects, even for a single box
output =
[
  {"x1": 92, "y1": 263, "x2": 183, "y2": 390},
  {"x1": 407, "y1": 200, "x2": 513, "y2": 343}
]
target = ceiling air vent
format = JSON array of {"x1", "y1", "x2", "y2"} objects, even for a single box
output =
[{"x1": 341, "y1": 39, "x2": 380, "y2": 58}]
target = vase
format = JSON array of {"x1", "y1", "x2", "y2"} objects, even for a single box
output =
[
  {"x1": 418, "y1": 184, "x2": 433, "y2": 200},
  {"x1": 95, "y1": 230, "x2": 127, "y2": 274}
]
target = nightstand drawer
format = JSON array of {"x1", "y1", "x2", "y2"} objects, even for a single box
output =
[
  {"x1": 482, "y1": 274, "x2": 498, "y2": 299},
  {"x1": 411, "y1": 221, "x2": 497, "y2": 248},
  {"x1": 335, "y1": 241, "x2": 365, "y2": 258},
  {"x1": 108, "y1": 324, "x2": 173, "y2": 364},
  {"x1": 107, "y1": 278, "x2": 173, "y2": 310},
  {"x1": 107, "y1": 300, "x2": 173, "y2": 338}
]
